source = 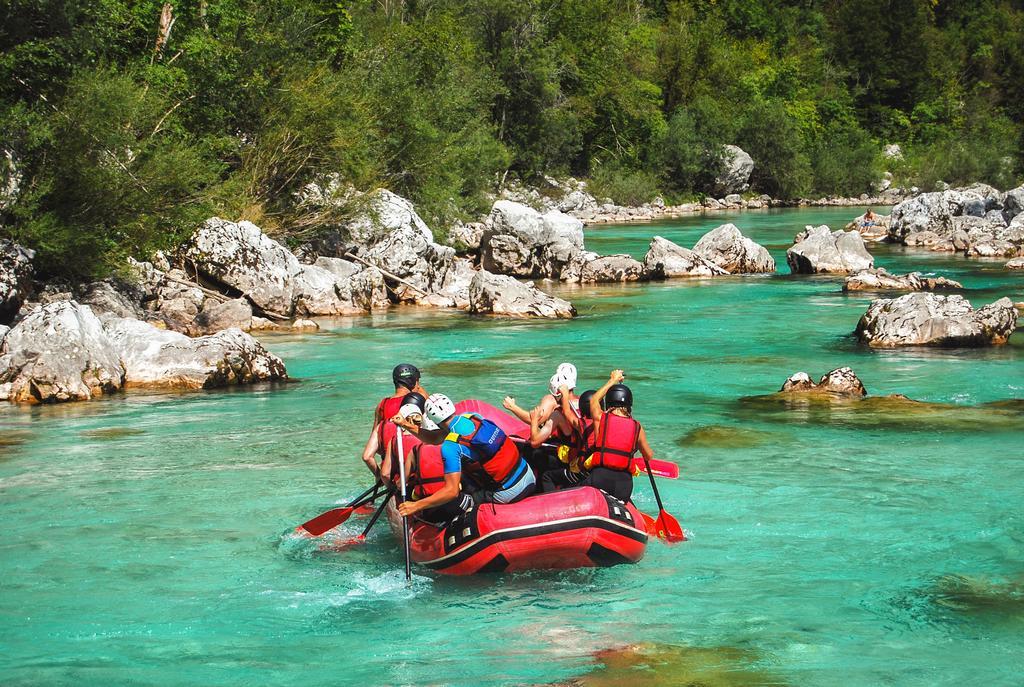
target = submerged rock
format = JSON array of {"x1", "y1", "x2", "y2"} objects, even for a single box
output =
[
  {"x1": 641, "y1": 236, "x2": 726, "y2": 279},
  {"x1": 556, "y1": 642, "x2": 783, "y2": 687},
  {"x1": 843, "y1": 268, "x2": 962, "y2": 292},
  {"x1": 0, "y1": 240, "x2": 35, "y2": 324},
  {"x1": 468, "y1": 271, "x2": 575, "y2": 319},
  {"x1": 104, "y1": 317, "x2": 287, "y2": 389},
  {"x1": 855, "y1": 293, "x2": 1017, "y2": 347},
  {"x1": 692, "y1": 224, "x2": 775, "y2": 274},
  {"x1": 675, "y1": 424, "x2": 776, "y2": 449},
  {"x1": 0, "y1": 301, "x2": 124, "y2": 403},
  {"x1": 1007, "y1": 257, "x2": 1024, "y2": 270},
  {"x1": 578, "y1": 254, "x2": 644, "y2": 283},
  {"x1": 787, "y1": 226, "x2": 874, "y2": 274}
]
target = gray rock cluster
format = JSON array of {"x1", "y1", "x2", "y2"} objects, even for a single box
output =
[
  {"x1": 780, "y1": 367, "x2": 867, "y2": 397},
  {"x1": 843, "y1": 268, "x2": 962, "y2": 292},
  {"x1": 855, "y1": 293, "x2": 1017, "y2": 347},
  {"x1": 887, "y1": 184, "x2": 1024, "y2": 256},
  {"x1": 641, "y1": 236, "x2": 726, "y2": 279},
  {"x1": 787, "y1": 226, "x2": 874, "y2": 274},
  {"x1": 0, "y1": 301, "x2": 286, "y2": 403}
]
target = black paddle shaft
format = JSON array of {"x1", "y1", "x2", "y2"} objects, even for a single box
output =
[
  {"x1": 359, "y1": 487, "x2": 394, "y2": 538},
  {"x1": 642, "y1": 454, "x2": 667, "y2": 513}
]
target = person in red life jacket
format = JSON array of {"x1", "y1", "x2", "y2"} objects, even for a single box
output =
[
  {"x1": 377, "y1": 391, "x2": 426, "y2": 487},
  {"x1": 582, "y1": 370, "x2": 655, "y2": 502},
  {"x1": 540, "y1": 388, "x2": 597, "y2": 492},
  {"x1": 393, "y1": 395, "x2": 474, "y2": 526},
  {"x1": 397, "y1": 393, "x2": 536, "y2": 519},
  {"x1": 360, "y1": 363, "x2": 425, "y2": 479}
]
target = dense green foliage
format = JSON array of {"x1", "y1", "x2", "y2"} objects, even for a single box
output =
[{"x1": 1, "y1": 0, "x2": 1022, "y2": 278}]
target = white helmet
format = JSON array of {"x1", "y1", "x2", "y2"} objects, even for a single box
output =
[
  {"x1": 425, "y1": 393, "x2": 456, "y2": 427},
  {"x1": 549, "y1": 370, "x2": 576, "y2": 397},
  {"x1": 556, "y1": 363, "x2": 577, "y2": 388}
]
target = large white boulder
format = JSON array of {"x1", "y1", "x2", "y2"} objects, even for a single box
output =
[
  {"x1": 855, "y1": 293, "x2": 1017, "y2": 347},
  {"x1": 787, "y1": 226, "x2": 874, "y2": 274},
  {"x1": 468, "y1": 271, "x2": 575, "y2": 319},
  {"x1": 360, "y1": 223, "x2": 456, "y2": 299},
  {"x1": 345, "y1": 188, "x2": 434, "y2": 247},
  {"x1": 182, "y1": 218, "x2": 300, "y2": 316},
  {"x1": 0, "y1": 301, "x2": 124, "y2": 403},
  {"x1": 692, "y1": 224, "x2": 775, "y2": 274},
  {"x1": 104, "y1": 317, "x2": 287, "y2": 389},
  {"x1": 713, "y1": 145, "x2": 754, "y2": 195},
  {"x1": 480, "y1": 200, "x2": 585, "y2": 279},
  {"x1": 0, "y1": 240, "x2": 34, "y2": 324},
  {"x1": 641, "y1": 236, "x2": 726, "y2": 279}
]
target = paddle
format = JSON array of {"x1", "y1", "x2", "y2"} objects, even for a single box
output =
[
  {"x1": 640, "y1": 453, "x2": 685, "y2": 543},
  {"x1": 396, "y1": 428, "x2": 412, "y2": 582},
  {"x1": 331, "y1": 484, "x2": 394, "y2": 548},
  {"x1": 295, "y1": 482, "x2": 383, "y2": 537},
  {"x1": 511, "y1": 437, "x2": 680, "y2": 479}
]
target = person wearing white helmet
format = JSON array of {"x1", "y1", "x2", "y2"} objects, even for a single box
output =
[
  {"x1": 397, "y1": 393, "x2": 536, "y2": 517},
  {"x1": 503, "y1": 362, "x2": 579, "y2": 448}
]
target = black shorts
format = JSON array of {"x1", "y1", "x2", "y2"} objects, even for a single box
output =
[{"x1": 581, "y1": 467, "x2": 633, "y2": 502}]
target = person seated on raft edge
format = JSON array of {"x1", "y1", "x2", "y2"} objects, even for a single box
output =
[
  {"x1": 540, "y1": 388, "x2": 597, "y2": 493},
  {"x1": 389, "y1": 394, "x2": 474, "y2": 526},
  {"x1": 503, "y1": 363, "x2": 579, "y2": 448},
  {"x1": 579, "y1": 369, "x2": 656, "y2": 503},
  {"x1": 360, "y1": 363, "x2": 427, "y2": 479},
  {"x1": 396, "y1": 393, "x2": 537, "y2": 520}
]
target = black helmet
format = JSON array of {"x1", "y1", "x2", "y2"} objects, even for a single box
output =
[
  {"x1": 578, "y1": 389, "x2": 597, "y2": 419},
  {"x1": 401, "y1": 391, "x2": 426, "y2": 413},
  {"x1": 392, "y1": 363, "x2": 420, "y2": 390},
  {"x1": 605, "y1": 384, "x2": 633, "y2": 410}
]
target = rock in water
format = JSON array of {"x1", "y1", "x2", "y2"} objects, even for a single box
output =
[
  {"x1": 468, "y1": 271, "x2": 575, "y2": 319},
  {"x1": 787, "y1": 225, "x2": 874, "y2": 274},
  {"x1": 713, "y1": 144, "x2": 754, "y2": 195},
  {"x1": 843, "y1": 268, "x2": 962, "y2": 292},
  {"x1": 104, "y1": 317, "x2": 287, "y2": 389},
  {"x1": 0, "y1": 301, "x2": 124, "y2": 403},
  {"x1": 641, "y1": 236, "x2": 727, "y2": 279},
  {"x1": 780, "y1": 367, "x2": 867, "y2": 396},
  {"x1": 1007, "y1": 257, "x2": 1024, "y2": 270},
  {"x1": 692, "y1": 224, "x2": 775, "y2": 274},
  {"x1": 855, "y1": 293, "x2": 1018, "y2": 347},
  {"x1": 182, "y1": 218, "x2": 300, "y2": 316},
  {"x1": 578, "y1": 254, "x2": 644, "y2": 283},
  {"x1": 0, "y1": 240, "x2": 35, "y2": 324}
]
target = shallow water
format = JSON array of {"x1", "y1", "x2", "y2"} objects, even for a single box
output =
[{"x1": 1, "y1": 207, "x2": 1023, "y2": 686}]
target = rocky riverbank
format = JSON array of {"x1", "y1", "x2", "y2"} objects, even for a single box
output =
[{"x1": 3, "y1": 175, "x2": 1022, "y2": 405}]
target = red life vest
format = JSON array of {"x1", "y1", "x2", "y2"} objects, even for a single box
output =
[
  {"x1": 585, "y1": 412, "x2": 640, "y2": 472},
  {"x1": 451, "y1": 414, "x2": 521, "y2": 486},
  {"x1": 410, "y1": 446, "x2": 446, "y2": 500},
  {"x1": 375, "y1": 395, "x2": 406, "y2": 458}
]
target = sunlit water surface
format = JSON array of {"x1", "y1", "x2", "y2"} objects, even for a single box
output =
[{"x1": 1, "y1": 207, "x2": 1023, "y2": 686}]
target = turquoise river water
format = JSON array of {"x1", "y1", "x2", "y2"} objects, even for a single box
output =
[{"x1": 1, "y1": 208, "x2": 1023, "y2": 686}]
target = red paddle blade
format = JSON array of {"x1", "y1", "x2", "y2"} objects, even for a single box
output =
[
  {"x1": 655, "y1": 510, "x2": 686, "y2": 543},
  {"x1": 640, "y1": 511, "x2": 659, "y2": 537},
  {"x1": 631, "y1": 458, "x2": 680, "y2": 480},
  {"x1": 295, "y1": 506, "x2": 355, "y2": 537},
  {"x1": 353, "y1": 504, "x2": 376, "y2": 515}
]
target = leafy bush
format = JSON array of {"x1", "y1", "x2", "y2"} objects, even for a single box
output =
[{"x1": 588, "y1": 163, "x2": 662, "y2": 206}]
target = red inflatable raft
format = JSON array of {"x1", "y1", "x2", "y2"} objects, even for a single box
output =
[{"x1": 384, "y1": 399, "x2": 648, "y2": 574}]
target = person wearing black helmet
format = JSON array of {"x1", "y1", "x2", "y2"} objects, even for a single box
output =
[
  {"x1": 360, "y1": 363, "x2": 425, "y2": 478},
  {"x1": 580, "y1": 369, "x2": 655, "y2": 502}
]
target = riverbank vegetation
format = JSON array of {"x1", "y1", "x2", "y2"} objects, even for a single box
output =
[{"x1": 2, "y1": 0, "x2": 1023, "y2": 279}]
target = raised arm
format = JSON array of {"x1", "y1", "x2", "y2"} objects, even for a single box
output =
[
  {"x1": 590, "y1": 369, "x2": 624, "y2": 425},
  {"x1": 559, "y1": 385, "x2": 581, "y2": 431},
  {"x1": 502, "y1": 396, "x2": 532, "y2": 423}
]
